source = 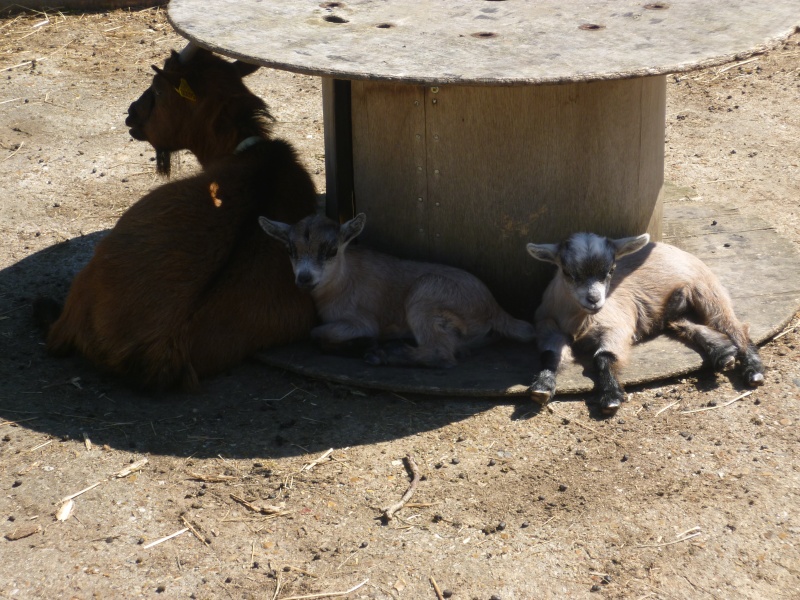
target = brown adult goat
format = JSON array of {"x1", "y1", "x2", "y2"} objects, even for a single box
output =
[{"x1": 37, "y1": 46, "x2": 317, "y2": 390}]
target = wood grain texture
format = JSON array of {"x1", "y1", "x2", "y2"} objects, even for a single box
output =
[
  {"x1": 257, "y1": 199, "x2": 800, "y2": 397},
  {"x1": 168, "y1": 0, "x2": 798, "y2": 85},
  {"x1": 350, "y1": 77, "x2": 665, "y2": 317}
]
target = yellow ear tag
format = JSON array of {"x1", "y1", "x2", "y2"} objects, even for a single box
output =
[{"x1": 175, "y1": 78, "x2": 197, "y2": 102}]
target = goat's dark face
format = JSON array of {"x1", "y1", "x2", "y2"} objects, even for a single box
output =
[
  {"x1": 125, "y1": 47, "x2": 265, "y2": 175},
  {"x1": 527, "y1": 232, "x2": 650, "y2": 315}
]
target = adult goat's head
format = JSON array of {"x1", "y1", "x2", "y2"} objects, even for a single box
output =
[{"x1": 125, "y1": 44, "x2": 271, "y2": 175}]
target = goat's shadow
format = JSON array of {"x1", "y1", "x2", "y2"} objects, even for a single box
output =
[{"x1": 0, "y1": 235, "x2": 504, "y2": 460}]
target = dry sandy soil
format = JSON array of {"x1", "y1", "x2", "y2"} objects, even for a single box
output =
[{"x1": 1, "y1": 6, "x2": 799, "y2": 600}]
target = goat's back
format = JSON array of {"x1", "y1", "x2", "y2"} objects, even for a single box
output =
[
  {"x1": 318, "y1": 247, "x2": 513, "y2": 337},
  {"x1": 46, "y1": 139, "x2": 317, "y2": 390}
]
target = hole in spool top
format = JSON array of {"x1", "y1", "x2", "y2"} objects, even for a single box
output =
[
  {"x1": 319, "y1": 1, "x2": 343, "y2": 8},
  {"x1": 470, "y1": 31, "x2": 498, "y2": 38},
  {"x1": 644, "y1": 2, "x2": 670, "y2": 9},
  {"x1": 578, "y1": 23, "x2": 606, "y2": 31},
  {"x1": 323, "y1": 14, "x2": 348, "y2": 24},
  {"x1": 376, "y1": 23, "x2": 394, "y2": 29}
]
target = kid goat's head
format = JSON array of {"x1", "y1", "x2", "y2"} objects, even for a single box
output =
[
  {"x1": 125, "y1": 43, "x2": 269, "y2": 175},
  {"x1": 526, "y1": 232, "x2": 650, "y2": 314},
  {"x1": 259, "y1": 213, "x2": 367, "y2": 291}
]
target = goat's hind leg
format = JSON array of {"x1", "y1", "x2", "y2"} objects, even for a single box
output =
[
  {"x1": 738, "y1": 343, "x2": 765, "y2": 387},
  {"x1": 669, "y1": 318, "x2": 737, "y2": 371},
  {"x1": 312, "y1": 320, "x2": 379, "y2": 355},
  {"x1": 366, "y1": 314, "x2": 462, "y2": 369}
]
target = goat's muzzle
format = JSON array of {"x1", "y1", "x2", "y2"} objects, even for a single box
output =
[{"x1": 125, "y1": 90, "x2": 153, "y2": 141}]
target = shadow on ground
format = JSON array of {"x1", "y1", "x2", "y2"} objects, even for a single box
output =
[{"x1": 0, "y1": 235, "x2": 516, "y2": 460}]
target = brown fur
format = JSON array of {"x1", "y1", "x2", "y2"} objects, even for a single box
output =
[{"x1": 40, "y1": 48, "x2": 317, "y2": 390}]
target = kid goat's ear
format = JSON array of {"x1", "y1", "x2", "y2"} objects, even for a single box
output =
[
  {"x1": 611, "y1": 233, "x2": 650, "y2": 259},
  {"x1": 339, "y1": 213, "x2": 367, "y2": 245},
  {"x1": 526, "y1": 242, "x2": 560, "y2": 264},
  {"x1": 258, "y1": 217, "x2": 291, "y2": 246}
]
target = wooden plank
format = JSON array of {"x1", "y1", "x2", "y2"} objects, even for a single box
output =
[
  {"x1": 257, "y1": 200, "x2": 800, "y2": 397},
  {"x1": 355, "y1": 77, "x2": 665, "y2": 317},
  {"x1": 168, "y1": 0, "x2": 799, "y2": 86},
  {"x1": 350, "y1": 81, "x2": 430, "y2": 260}
]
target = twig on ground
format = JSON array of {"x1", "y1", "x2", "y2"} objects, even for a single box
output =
[
  {"x1": 772, "y1": 323, "x2": 798, "y2": 341},
  {"x1": 278, "y1": 579, "x2": 369, "y2": 600},
  {"x1": 181, "y1": 515, "x2": 209, "y2": 547},
  {"x1": 60, "y1": 481, "x2": 102, "y2": 503},
  {"x1": 230, "y1": 494, "x2": 290, "y2": 517},
  {"x1": 680, "y1": 391, "x2": 752, "y2": 414},
  {"x1": 2, "y1": 142, "x2": 24, "y2": 162},
  {"x1": 381, "y1": 454, "x2": 420, "y2": 521},
  {"x1": 115, "y1": 458, "x2": 148, "y2": 478},
  {"x1": 143, "y1": 527, "x2": 189, "y2": 549},
  {"x1": 655, "y1": 400, "x2": 681, "y2": 417},
  {"x1": 301, "y1": 448, "x2": 334, "y2": 472},
  {"x1": 26, "y1": 439, "x2": 53, "y2": 452},
  {"x1": 635, "y1": 529, "x2": 702, "y2": 548},
  {"x1": 188, "y1": 471, "x2": 236, "y2": 483},
  {"x1": 430, "y1": 575, "x2": 445, "y2": 600}
]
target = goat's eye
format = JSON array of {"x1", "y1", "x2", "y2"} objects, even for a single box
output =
[
  {"x1": 326, "y1": 247, "x2": 338, "y2": 259},
  {"x1": 607, "y1": 266, "x2": 616, "y2": 279},
  {"x1": 562, "y1": 270, "x2": 574, "y2": 282},
  {"x1": 288, "y1": 245, "x2": 297, "y2": 259}
]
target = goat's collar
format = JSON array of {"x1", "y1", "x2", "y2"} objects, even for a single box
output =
[{"x1": 234, "y1": 136, "x2": 264, "y2": 154}]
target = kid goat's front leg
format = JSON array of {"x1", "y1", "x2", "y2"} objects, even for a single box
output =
[
  {"x1": 530, "y1": 319, "x2": 569, "y2": 405},
  {"x1": 593, "y1": 351, "x2": 626, "y2": 416}
]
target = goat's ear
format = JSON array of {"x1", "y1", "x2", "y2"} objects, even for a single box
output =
[
  {"x1": 259, "y1": 216, "x2": 291, "y2": 246},
  {"x1": 339, "y1": 213, "x2": 366, "y2": 245},
  {"x1": 526, "y1": 242, "x2": 559, "y2": 264},
  {"x1": 611, "y1": 233, "x2": 650, "y2": 259},
  {"x1": 234, "y1": 61, "x2": 260, "y2": 78}
]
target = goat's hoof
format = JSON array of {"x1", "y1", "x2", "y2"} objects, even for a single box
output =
[
  {"x1": 746, "y1": 371, "x2": 765, "y2": 387},
  {"x1": 711, "y1": 348, "x2": 737, "y2": 372},
  {"x1": 529, "y1": 388, "x2": 553, "y2": 406},
  {"x1": 597, "y1": 391, "x2": 625, "y2": 416},
  {"x1": 363, "y1": 349, "x2": 386, "y2": 366}
]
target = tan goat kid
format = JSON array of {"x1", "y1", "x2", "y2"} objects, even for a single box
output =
[
  {"x1": 260, "y1": 213, "x2": 536, "y2": 368},
  {"x1": 526, "y1": 232, "x2": 764, "y2": 415}
]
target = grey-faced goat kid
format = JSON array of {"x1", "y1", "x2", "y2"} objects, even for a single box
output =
[
  {"x1": 526, "y1": 232, "x2": 764, "y2": 415},
  {"x1": 260, "y1": 213, "x2": 536, "y2": 368}
]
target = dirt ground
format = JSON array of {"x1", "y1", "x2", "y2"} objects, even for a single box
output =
[{"x1": 1, "y1": 7, "x2": 799, "y2": 600}]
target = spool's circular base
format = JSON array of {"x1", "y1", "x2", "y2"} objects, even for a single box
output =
[{"x1": 256, "y1": 196, "x2": 800, "y2": 396}]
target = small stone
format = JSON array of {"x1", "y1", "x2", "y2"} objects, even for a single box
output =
[
  {"x1": 558, "y1": 484, "x2": 568, "y2": 492},
  {"x1": 488, "y1": 459, "x2": 496, "y2": 467},
  {"x1": 156, "y1": 585, "x2": 166, "y2": 594},
  {"x1": 451, "y1": 457, "x2": 460, "y2": 465},
  {"x1": 435, "y1": 461, "x2": 444, "y2": 469},
  {"x1": 621, "y1": 454, "x2": 629, "y2": 462},
  {"x1": 442, "y1": 590, "x2": 453, "y2": 598},
  {"x1": 360, "y1": 541, "x2": 369, "y2": 548},
  {"x1": 521, "y1": 521, "x2": 530, "y2": 528},
  {"x1": 497, "y1": 521, "x2": 506, "y2": 531},
  {"x1": 11, "y1": 480, "x2": 22, "y2": 488},
  {"x1": 591, "y1": 584, "x2": 602, "y2": 592}
]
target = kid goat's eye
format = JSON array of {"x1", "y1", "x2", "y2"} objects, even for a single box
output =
[{"x1": 326, "y1": 247, "x2": 338, "y2": 259}]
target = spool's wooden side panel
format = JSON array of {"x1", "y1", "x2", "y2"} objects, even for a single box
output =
[
  {"x1": 350, "y1": 78, "x2": 665, "y2": 317},
  {"x1": 350, "y1": 82, "x2": 429, "y2": 260}
]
